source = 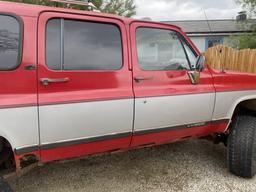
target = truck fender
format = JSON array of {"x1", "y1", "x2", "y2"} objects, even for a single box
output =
[{"x1": 228, "y1": 94, "x2": 256, "y2": 120}]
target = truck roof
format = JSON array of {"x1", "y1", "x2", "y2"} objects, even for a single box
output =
[{"x1": 0, "y1": 0, "x2": 181, "y2": 29}]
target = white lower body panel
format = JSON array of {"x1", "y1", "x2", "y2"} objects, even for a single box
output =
[
  {"x1": 0, "y1": 106, "x2": 39, "y2": 150},
  {"x1": 134, "y1": 93, "x2": 215, "y2": 132},
  {"x1": 39, "y1": 99, "x2": 134, "y2": 145},
  {"x1": 214, "y1": 90, "x2": 256, "y2": 120},
  {"x1": 3, "y1": 90, "x2": 256, "y2": 153}
]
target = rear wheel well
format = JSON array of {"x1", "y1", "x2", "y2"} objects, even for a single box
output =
[{"x1": 0, "y1": 137, "x2": 15, "y2": 175}]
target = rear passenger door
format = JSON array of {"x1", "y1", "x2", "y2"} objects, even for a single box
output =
[
  {"x1": 38, "y1": 12, "x2": 133, "y2": 162},
  {"x1": 0, "y1": 13, "x2": 39, "y2": 155},
  {"x1": 130, "y1": 22, "x2": 216, "y2": 146}
]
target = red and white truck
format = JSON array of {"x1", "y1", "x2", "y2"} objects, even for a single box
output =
[{"x1": 0, "y1": 1, "x2": 256, "y2": 190}]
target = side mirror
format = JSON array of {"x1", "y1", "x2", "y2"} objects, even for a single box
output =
[
  {"x1": 195, "y1": 55, "x2": 205, "y2": 72},
  {"x1": 188, "y1": 71, "x2": 200, "y2": 85},
  {"x1": 188, "y1": 55, "x2": 204, "y2": 85}
]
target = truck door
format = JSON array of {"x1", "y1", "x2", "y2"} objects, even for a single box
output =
[
  {"x1": 0, "y1": 13, "x2": 39, "y2": 157},
  {"x1": 130, "y1": 22, "x2": 217, "y2": 147},
  {"x1": 37, "y1": 12, "x2": 133, "y2": 162}
]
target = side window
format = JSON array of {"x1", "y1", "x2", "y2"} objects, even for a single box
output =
[
  {"x1": 46, "y1": 18, "x2": 122, "y2": 70},
  {"x1": 136, "y1": 27, "x2": 190, "y2": 71},
  {"x1": 0, "y1": 14, "x2": 22, "y2": 70},
  {"x1": 46, "y1": 19, "x2": 61, "y2": 70}
]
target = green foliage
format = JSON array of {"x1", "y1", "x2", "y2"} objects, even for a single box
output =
[
  {"x1": 236, "y1": 0, "x2": 256, "y2": 16},
  {"x1": 103, "y1": 0, "x2": 136, "y2": 17},
  {"x1": 228, "y1": 33, "x2": 256, "y2": 49},
  {"x1": 229, "y1": 0, "x2": 256, "y2": 49},
  {"x1": 2, "y1": 0, "x2": 136, "y2": 17}
]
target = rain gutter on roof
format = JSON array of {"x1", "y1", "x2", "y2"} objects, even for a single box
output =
[{"x1": 187, "y1": 31, "x2": 253, "y2": 37}]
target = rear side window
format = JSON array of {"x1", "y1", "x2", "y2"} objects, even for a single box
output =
[
  {"x1": 46, "y1": 18, "x2": 123, "y2": 70},
  {"x1": 0, "y1": 14, "x2": 22, "y2": 70}
]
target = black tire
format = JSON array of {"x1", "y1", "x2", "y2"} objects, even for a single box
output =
[
  {"x1": 0, "y1": 177, "x2": 12, "y2": 192},
  {"x1": 228, "y1": 114, "x2": 256, "y2": 178}
]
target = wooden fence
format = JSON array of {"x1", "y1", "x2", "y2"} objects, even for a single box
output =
[{"x1": 204, "y1": 45, "x2": 256, "y2": 73}]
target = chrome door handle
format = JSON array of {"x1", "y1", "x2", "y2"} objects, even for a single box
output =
[
  {"x1": 134, "y1": 76, "x2": 154, "y2": 83},
  {"x1": 40, "y1": 77, "x2": 70, "y2": 86}
]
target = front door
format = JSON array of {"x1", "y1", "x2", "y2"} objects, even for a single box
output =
[
  {"x1": 130, "y1": 22, "x2": 216, "y2": 146},
  {"x1": 37, "y1": 12, "x2": 134, "y2": 162}
]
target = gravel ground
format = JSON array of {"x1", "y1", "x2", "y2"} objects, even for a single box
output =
[{"x1": 8, "y1": 139, "x2": 256, "y2": 192}]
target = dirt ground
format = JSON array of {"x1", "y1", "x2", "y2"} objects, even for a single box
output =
[{"x1": 8, "y1": 139, "x2": 256, "y2": 192}]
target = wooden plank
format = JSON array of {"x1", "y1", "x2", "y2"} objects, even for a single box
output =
[{"x1": 204, "y1": 45, "x2": 256, "y2": 74}]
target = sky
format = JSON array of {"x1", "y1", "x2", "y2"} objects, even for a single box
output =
[{"x1": 134, "y1": 0, "x2": 243, "y2": 21}]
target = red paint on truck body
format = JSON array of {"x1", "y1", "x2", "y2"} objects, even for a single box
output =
[
  {"x1": 0, "y1": 1, "x2": 255, "y2": 168},
  {"x1": 35, "y1": 120, "x2": 228, "y2": 163},
  {"x1": 0, "y1": 15, "x2": 38, "y2": 108}
]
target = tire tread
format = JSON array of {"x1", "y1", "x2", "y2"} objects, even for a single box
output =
[{"x1": 228, "y1": 114, "x2": 256, "y2": 178}]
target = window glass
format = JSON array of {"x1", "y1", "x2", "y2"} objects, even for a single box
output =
[
  {"x1": 0, "y1": 15, "x2": 21, "y2": 70},
  {"x1": 46, "y1": 19, "x2": 122, "y2": 70},
  {"x1": 182, "y1": 40, "x2": 197, "y2": 68},
  {"x1": 46, "y1": 19, "x2": 61, "y2": 70},
  {"x1": 136, "y1": 27, "x2": 190, "y2": 71}
]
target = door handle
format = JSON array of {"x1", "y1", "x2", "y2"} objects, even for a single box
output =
[
  {"x1": 134, "y1": 76, "x2": 154, "y2": 83},
  {"x1": 40, "y1": 77, "x2": 70, "y2": 86}
]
